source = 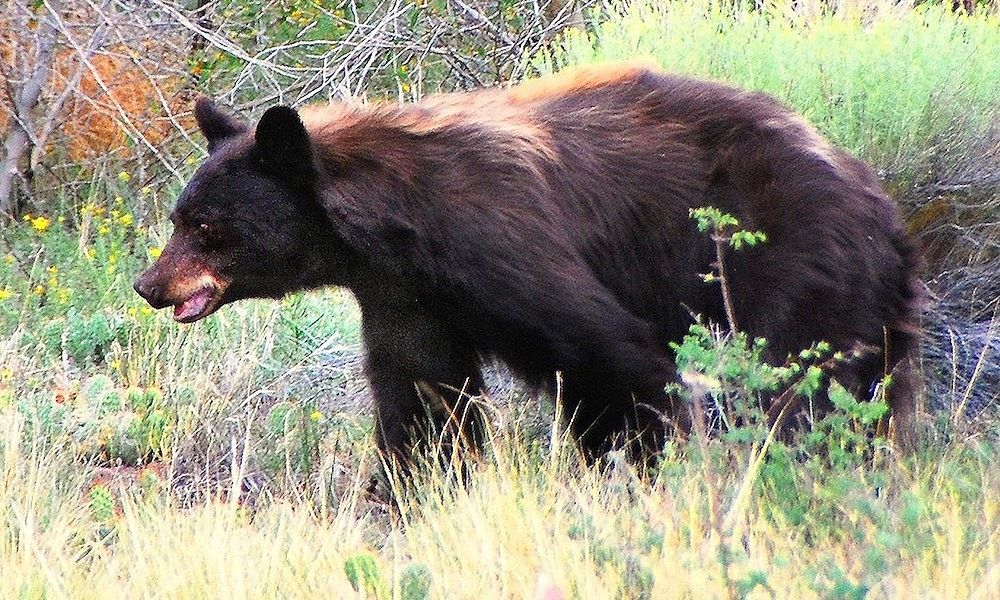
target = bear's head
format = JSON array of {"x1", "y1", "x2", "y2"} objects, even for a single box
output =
[{"x1": 134, "y1": 98, "x2": 342, "y2": 323}]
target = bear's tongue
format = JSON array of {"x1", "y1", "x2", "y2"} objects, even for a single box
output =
[{"x1": 173, "y1": 287, "x2": 214, "y2": 322}]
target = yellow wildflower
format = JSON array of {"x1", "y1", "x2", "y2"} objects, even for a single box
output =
[
  {"x1": 30, "y1": 216, "x2": 51, "y2": 233},
  {"x1": 118, "y1": 214, "x2": 134, "y2": 227},
  {"x1": 149, "y1": 247, "x2": 162, "y2": 259},
  {"x1": 141, "y1": 306, "x2": 152, "y2": 316},
  {"x1": 58, "y1": 288, "x2": 70, "y2": 304},
  {"x1": 98, "y1": 225, "x2": 110, "y2": 236},
  {"x1": 0, "y1": 289, "x2": 12, "y2": 302},
  {"x1": 117, "y1": 171, "x2": 130, "y2": 182},
  {"x1": 140, "y1": 186, "x2": 152, "y2": 196},
  {"x1": 4, "y1": 254, "x2": 13, "y2": 264},
  {"x1": 86, "y1": 247, "x2": 97, "y2": 259},
  {"x1": 33, "y1": 285, "x2": 45, "y2": 296},
  {"x1": 309, "y1": 410, "x2": 323, "y2": 422},
  {"x1": 47, "y1": 265, "x2": 58, "y2": 274}
]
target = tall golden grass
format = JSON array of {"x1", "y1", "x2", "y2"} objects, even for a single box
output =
[{"x1": 2, "y1": 404, "x2": 997, "y2": 598}]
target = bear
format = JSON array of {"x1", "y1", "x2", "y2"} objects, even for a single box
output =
[{"x1": 134, "y1": 64, "x2": 922, "y2": 472}]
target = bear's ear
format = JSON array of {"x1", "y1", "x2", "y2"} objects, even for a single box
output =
[
  {"x1": 194, "y1": 97, "x2": 247, "y2": 152},
  {"x1": 252, "y1": 105, "x2": 315, "y2": 181}
]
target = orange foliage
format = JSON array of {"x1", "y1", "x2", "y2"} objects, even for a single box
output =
[
  {"x1": 0, "y1": 30, "x2": 13, "y2": 134},
  {"x1": 1, "y1": 20, "x2": 193, "y2": 162},
  {"x1": 56, "y1": 46, "x2": 190, "y2": 160}
]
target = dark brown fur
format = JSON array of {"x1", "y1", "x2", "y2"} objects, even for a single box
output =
[{"x1": 135, "y1": 65, "x2": 922, "y2": 471}]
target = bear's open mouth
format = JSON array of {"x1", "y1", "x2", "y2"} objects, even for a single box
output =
[{"x1": 173, "y1": 284, "x2": 220, "y2": 323}]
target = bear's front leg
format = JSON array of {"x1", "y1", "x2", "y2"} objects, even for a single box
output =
[{"x1": 360, "y1": 303, "x2": 486, "y2": 482}]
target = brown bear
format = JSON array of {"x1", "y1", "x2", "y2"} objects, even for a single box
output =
[{"x1": 134, "y1": 64, "x2": 922, "y2": 470}]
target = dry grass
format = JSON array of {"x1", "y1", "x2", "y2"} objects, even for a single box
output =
[{"x1": 2, "y1": 402, "x2": 998, "y2": 599}]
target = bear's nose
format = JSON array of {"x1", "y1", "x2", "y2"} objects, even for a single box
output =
[{"x1": 134, "y1": 274, "x2": 166, "y2": 308}]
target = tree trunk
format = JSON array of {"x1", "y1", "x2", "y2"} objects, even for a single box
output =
[{"x1": 0, "y1": 1, "x2": 61, "y2": 219}]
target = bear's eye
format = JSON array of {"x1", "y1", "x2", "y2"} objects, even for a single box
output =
[{"x1": 195, "y1": 222, "x2": 223, "y2": 249}]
